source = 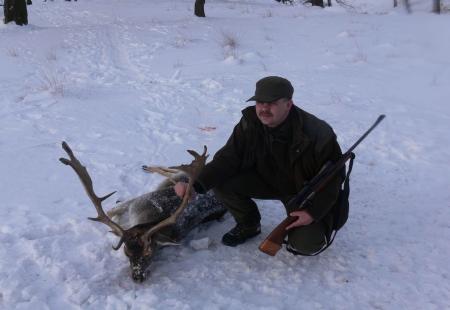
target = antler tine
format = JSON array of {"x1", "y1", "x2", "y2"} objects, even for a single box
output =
[
  {"x1": 59, "y1": 141, "x2": 126, "y2": 250},
  {"x1": 142, "y1": 166, "x2": 179, "y2": 185},
  {"x1": 141, "y1": 146, "x2": 208, "y2": 243},
  {"x1": 168, "y1": 145, "x2": 208, "y2": 180}
]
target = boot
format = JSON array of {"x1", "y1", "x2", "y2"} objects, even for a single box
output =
[{"x1": 222, "y1": 222, "x2": 261, "y2": 247}]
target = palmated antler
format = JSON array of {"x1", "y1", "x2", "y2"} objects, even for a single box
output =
[
  {"x1": 141, "y1": 146, "x2": 208, "y2": 246},
  {"x1": 59, "y1": 141, "x2": 127, "y2": 250}
]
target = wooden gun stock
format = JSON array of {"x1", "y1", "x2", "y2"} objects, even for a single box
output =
[{"x1": 258, "y1": 216, "x2": 296, "y2": 256}]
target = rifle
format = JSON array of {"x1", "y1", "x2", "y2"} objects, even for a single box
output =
[{"x1": 258, "y1": 115, "x2": 386, "y2": 256}]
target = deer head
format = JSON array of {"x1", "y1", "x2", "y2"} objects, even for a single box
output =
[{"x1": 59, "y1": 141, "x2": 208, "y2": 282}]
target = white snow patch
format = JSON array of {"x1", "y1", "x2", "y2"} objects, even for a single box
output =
[{"x1": 189, "y1": 237, "x2": 211, "y2": 250}]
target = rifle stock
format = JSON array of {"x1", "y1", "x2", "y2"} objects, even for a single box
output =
[
  {"x1": 258, "y1": 115, "x2": 385, "y2": 256},
  {"x1": 258, "y1": 216, "x2": 296, "y2": 256}
]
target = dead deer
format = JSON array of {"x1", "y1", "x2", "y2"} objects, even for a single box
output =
[{"x1": 59, "y1": 141, "x2": 226, "y2": 282}]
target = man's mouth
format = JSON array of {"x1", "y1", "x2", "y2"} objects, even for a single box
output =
[{"x1": 259, "y1": 112, "x2": 272, "y2": 117}]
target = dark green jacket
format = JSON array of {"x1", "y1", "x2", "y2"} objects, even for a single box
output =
[{"x1": 196, "y1": 105, "x2": 343, "y2": 222}]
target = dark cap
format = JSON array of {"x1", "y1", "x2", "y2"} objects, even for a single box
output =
[{"x1": 247, "y1": 76, "x2": 294, "y2": 103}]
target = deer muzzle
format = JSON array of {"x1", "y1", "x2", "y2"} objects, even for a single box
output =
[{"x1": 130, "y1": 256, "x2": 151, "y2": 282}]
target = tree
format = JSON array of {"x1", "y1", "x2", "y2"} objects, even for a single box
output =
[
  {"x1": 404, "y1": 0, "x2": 411, "y2": 13},
  {"x1": 393, "y1": 0, "x2": 411, "y2": 13},
  {"x1": 433, "y1": 0, "x2": 441, "y2": 13},
  {"x1": 194, "y1": 0, "x2": 205, "y2": 17},
  {"x1": 4, "y1": 0, "x2": 28, "y2": 25},
  {"x1": 305, "y1": 0, "x2": 324, "y2": 7},
  {"x1": 395, "y1": 0, "x2": 441, "y2": 13}
]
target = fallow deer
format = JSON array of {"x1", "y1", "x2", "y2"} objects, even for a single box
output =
[{"x1": 59, "y1": 141, "x2": 226, "y2": 282}]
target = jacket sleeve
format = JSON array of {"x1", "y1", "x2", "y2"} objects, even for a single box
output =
[
  {"x1": 303, "y1": 135, "x2": 343, "y2": 221},
  {"x1": 194, "y1": 117, "x2": 249, "y2": 193}
]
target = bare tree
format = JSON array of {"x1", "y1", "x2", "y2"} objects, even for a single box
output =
[
  {"x1": 3, "y1": 0, "x2": 28, "y2": 25},
  {"x1": 394, "y1": 0, "x2": 411, "y2": 13},
  {"x1": 395, "y1": 0, "x2": 441, "y2": 14},
  {"x1": 404, "y1": 0, "x2": 411, "y2": 13},
  {"x1": 433, "y1": 0, "x2": 441, "y2": 13},
  {"x1": 335, "y1": 0, "x2": 354, "y2": 9},
  {"x1": 305, "y1": 0, "x2": 324, "y2": 7},
  {"x1": 195, "y1": 0, "x2": 205, "y2": 17}
]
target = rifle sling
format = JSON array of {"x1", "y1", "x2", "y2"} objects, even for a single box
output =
[{"x1": 286, "y1": 153, "x2": 355, "y2": 256}]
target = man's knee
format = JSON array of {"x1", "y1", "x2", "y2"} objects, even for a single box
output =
[
  {"x1": 212, "y1": 181, "x2": 261, "y2": 225},
  {"x1": 212, "y1": 182, "x2": 237, "y2": 203},
  {"x1": 286, "y1": 223, "x2": 327, "y2": 255},
  {"x1": 287, "y1": 237, "x2": 326, "y2": 255}
]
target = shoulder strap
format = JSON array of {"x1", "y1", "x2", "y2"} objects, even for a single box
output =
[{"x1": 341, "y1": 152, "x2": 355, "y2": 207}]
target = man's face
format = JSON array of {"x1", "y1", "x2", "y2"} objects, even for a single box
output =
[{"x1": 255, "y1": 98, "x2": 293, "y2": 128}]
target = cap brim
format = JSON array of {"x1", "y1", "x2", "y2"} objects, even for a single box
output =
[
  {"x1": 246, "y1": 96, "x2": 257, "y2": 102},
  {"x1": 246, "y1": 95, "x2": 282, "y2": 103}
]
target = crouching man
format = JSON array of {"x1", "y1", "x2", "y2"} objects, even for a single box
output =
[{"x1": 175, "y1": 76, "x2": 343, "y2": 255}]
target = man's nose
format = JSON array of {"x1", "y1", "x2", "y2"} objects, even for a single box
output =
[{"x1": 259, "y1": 102, "x2": 272, "y2": 109}]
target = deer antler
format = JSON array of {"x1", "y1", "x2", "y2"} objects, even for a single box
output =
[
  {"x1": 141, "y1": 146, "x2": 208, "y2": 245},
  {"x1": 59, "y1": 141, "x2": 126, "y2": 250},
  {"x1": 142, "y1": 166, "x2": 179, "y2": 185}
]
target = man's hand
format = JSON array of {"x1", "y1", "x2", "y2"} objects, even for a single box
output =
[
  {"x1": 174, "y1": 182, "x2": 196, "y2": 200},
  {"x1": 285, "y1": 210, "x2": 314, "y2": 230}
]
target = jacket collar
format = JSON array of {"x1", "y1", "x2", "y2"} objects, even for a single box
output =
[
  {"x1": 242, "y1": 105, "x2": 311, "y2": 159},
  {"x1": 290, "y1": 106, "x2": 310, "y2": 151}
]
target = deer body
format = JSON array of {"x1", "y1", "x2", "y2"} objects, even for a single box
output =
[
  {"x1": 60, "y1": 142, "x2": 226, "y2": 282},
  {"x1": 108, "y1": 181, "x2": 226, "y2": 241},
  {"x1": 108, "y1": 184, "x2": 226, "y2": 282}
]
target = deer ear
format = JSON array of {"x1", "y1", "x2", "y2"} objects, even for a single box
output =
[{"x1": 154, "y1": 234, "x2": 180, "y2": 247}]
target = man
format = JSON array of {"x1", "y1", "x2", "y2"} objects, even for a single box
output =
[{"x1": 175, "y1": 76, "x2": 343, "y2": 255}]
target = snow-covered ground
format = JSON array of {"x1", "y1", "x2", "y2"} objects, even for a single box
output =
[{"x1": 1, "y1": 0, "x2": 449, "y2": 308}]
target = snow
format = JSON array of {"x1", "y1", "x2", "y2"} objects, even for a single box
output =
[
  {"x1": 189, "y1": 237, "x2": 211, "y2": 250},
  {"x1": 1, "y1": 0, "x2": 450, "y2": 309}
]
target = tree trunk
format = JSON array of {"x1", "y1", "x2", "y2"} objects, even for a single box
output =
[
  {"x1": 433, "y1": 0, "x2": 441, "y2": 13},
  {"x1": 194, "y1": 0, "x2": 205, "y2": 17},
  {"x1": 404, "y1": 0, "x2": 411, "y2": 13},
  {"x1": 4, "y1": 0, "x2": 28, "y2": 25},
  {"x1": 310, "y1": 0, "x2": 324, "y2": 7}
]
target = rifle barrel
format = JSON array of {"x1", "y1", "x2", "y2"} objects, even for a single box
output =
[{"x1": 346, "y1": 115, "x2": 385, "y2": 155}]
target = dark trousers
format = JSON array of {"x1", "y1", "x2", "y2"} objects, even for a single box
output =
[{"x1": 213, "y1": 172, "x2": 329, "y2": 255}]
